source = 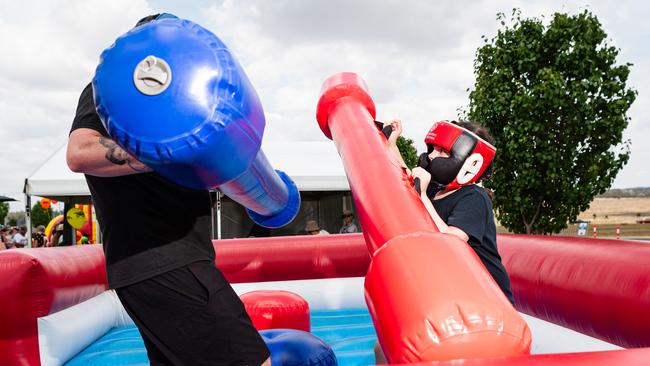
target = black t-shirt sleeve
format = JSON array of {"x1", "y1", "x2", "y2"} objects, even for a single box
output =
[
  {"x1": 446, "y1": 190, "x2": 487, "y2": 246},
  {"x1": 70, "y1": 83, "x2": 108, "y2": 136}
]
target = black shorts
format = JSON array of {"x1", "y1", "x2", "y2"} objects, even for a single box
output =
[{"x1": 116, "y1": 261, "x2": 270, "y2": 366}]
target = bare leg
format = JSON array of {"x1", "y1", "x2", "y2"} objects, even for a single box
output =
[
  {"x1": 374, "y1": 340, "x2": 387, "y2": 364},
  {"x1": 261, "y1": 356, "x2": 271, "y2": 366}
]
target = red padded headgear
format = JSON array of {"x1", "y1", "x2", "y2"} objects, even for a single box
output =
[{"x1": 423, "y1": 121, "x2": 496, "y2": 191}]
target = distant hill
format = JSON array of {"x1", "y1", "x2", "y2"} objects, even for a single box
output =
[{"x1": 599, "y1": 187, "x2": 650, "y2": 198}]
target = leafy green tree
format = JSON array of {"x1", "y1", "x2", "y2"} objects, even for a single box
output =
[
  {"x1": 0, "y1": 202, "x2": 8, "y2": 225},
  {"x1": 7, "y1": 212, "x2": 21, "y2": 227},
  {"x1": 31, "y1": 202, "x2": 53, "y2": 227},
  {"x1": 396, "y1": 136, "x2": 418, "y2": 169},
  {"x1": 468, "y1": 10, "x2": 636, "y2": 234}
]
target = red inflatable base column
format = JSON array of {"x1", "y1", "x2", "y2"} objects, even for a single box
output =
[
  {"x1": 241, "y1": 290, "x2": 310, "y2": 332},
  {"x1": 365, "y1": 233, "x2": 531, "y2": 363}
]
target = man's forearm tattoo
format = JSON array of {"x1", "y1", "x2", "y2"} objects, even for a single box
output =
[
  {"x1": 99, "y1": 137, "x2": 149, "y2": 172},
  {"x1": 126, "y1": 160, "x2": 149, "y2": 173},
  {"x1": 99, "y1": 137, "x2": 126, "y2": 165}
]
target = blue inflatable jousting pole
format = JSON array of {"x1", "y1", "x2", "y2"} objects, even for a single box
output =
[{"x1": 93, "y1": 17, "x2": 299, "y2": 228}]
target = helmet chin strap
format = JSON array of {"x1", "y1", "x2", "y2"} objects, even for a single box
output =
[
  {"x1": 426, "y1": 181, "x2": 446, "y2": 198},
  {"x1": 418, "y1": 153, "x2": 449, "y2": 199}
]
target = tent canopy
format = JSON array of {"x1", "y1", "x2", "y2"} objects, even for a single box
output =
[
  {"x1": 25, "y1": 141, "x2": 350, "y2": 199},
  {"x1": 0, "y1": 195, "x2": 17, "y2": 202}
]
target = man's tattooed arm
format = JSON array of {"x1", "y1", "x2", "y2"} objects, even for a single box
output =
[
  {"x1": 98, "y1": 137, "x2": 150, "y2": 173},
  {"x1": 99, "y1": 137, "x2": 126, "y2": 165}
]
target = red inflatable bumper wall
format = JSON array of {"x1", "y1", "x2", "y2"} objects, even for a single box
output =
[
  {"x1": 0, "y1": 245, "x2": 107, "y2": 366},
  {"x1": 499, "y1": 235, "x2": 650, "y2": 348}
]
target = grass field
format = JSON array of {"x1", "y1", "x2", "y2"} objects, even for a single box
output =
[
  {"x1": 577, "y1": 197, "x2": 650, "y2": 224},
  {"x1": 497, "y1": 222, "x2": 650, "y2": 239},
  {"x1": 558, "y1": 223, "x2": 650, "y2": 238},
  {"x1": 496, "y1": 197, "x2": 650, "y2": 238}
]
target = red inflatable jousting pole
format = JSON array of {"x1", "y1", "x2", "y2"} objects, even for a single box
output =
[{"x1": 315, "y1": 72, "x2": 531, "y2": 363}]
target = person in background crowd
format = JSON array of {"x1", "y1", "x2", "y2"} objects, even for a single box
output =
[
  {"x1": 50, "y1": 224, "x2": 64, "y2": 247},
  {"x1": 305, "y1": 220, "x2": 329, "y2": 235},
  {"x1": 339, "y1": 210, "x2": 358, "y2": 234},
  {"x1": 0, "y1": 228, "x2": 7, "y2": 251},
  {"x1": 32, "y1": 225, "x2": 49, "y2": 248},
  {"x1": 12, "y1": 226, "x2": 27, "y2": 248},
  {"x1": 4, "y1": 227, "x2": 16, "y2": 249}
]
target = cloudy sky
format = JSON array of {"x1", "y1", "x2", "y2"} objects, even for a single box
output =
[{"x1": 0, "y1": 0, "x2": 648, "y2": 211}]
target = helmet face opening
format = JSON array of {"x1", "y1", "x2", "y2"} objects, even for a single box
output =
[{"x1": 423, "y1": 121, "x2": 496, "y2": 192}]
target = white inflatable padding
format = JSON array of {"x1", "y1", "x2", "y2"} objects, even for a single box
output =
[
  {"x1": 521, "y1": 313, "x2": 622, "y2": 354},
  {"x1": 232, "y1": 277, "x2": 367, "y2": 310},
  {"x1": 38, "y1": 290, "x2": 133, "y2": 366}
]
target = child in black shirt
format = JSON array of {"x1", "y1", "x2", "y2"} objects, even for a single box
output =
[{"x1": 386, "y1": 119, "x2": 514, "y2": 303}]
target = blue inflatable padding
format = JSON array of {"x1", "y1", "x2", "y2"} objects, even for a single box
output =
[
  {"x1": 66, "y1": 309, "x2": 376, "y2": 366},
  {"x1": 261, "y1": 328, "x2": 337, "y2": 366},
  {"x1": 65, "y1": 326, "x2": 148, "y2": 366},
  {"x1": 311, "y1": 309, "x2": 376, "y2": 364},
  {"x1": 245, "y1": 169, "x2": 300, "y2": 228},
  {"x1": 94, "y1": 18, "x2": 264, "y2": 188}
]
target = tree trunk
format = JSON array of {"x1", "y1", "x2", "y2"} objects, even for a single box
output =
[{"x1": 522, "y1": 203, "x2": 542, "y2": 235}]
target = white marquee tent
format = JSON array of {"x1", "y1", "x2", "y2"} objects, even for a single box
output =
[
  {"x1": 23, "y1": 140, "x2": 353, "y2": 241},
  {"x1": 24, "y1": 140, "x2": 351, "y2": 243}
]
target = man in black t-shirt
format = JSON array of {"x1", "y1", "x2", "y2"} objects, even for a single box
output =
[{"x1": 66, "y1": 14, "x2": 270, "y2": 366}]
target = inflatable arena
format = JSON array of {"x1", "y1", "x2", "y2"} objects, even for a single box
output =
[
  {"x1": 2, "y1": 15, "x2": 649, "y2": 366},
  {"x1": 2, "y1": 235, "x2": 650, "y2": 365}
]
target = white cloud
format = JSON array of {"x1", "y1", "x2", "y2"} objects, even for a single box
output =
[
  {"x1": 0, "y1": 0, "x2": 153, "y2": 208},
  {"x1": 1, "y1": 0, "x2": 648, "y2": 212}
]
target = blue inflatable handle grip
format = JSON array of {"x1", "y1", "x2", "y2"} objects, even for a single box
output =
[
  {"x1": 220, "y1": 151, "x2": 300, "y2": 228},
  {"x1": 93, "y1": 18, "x2": 299, "y2": 227}
]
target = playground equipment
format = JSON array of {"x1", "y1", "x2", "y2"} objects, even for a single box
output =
[{"x1": 43, "y1": 204, "x2": 96, "y2": 244}]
